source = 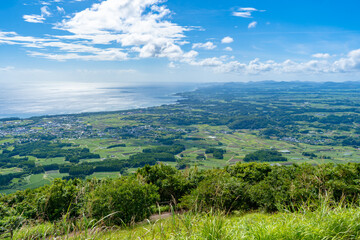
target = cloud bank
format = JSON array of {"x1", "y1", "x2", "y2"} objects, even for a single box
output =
[
  {"x1": 1, "y1": 0, "x2": 360, "y2": 78},
  {"x1": 12, "y1": 0, "x2": 197, "y2": 61},
  {"x1": 187, "y1": 49, "x2": 360, "y2": 75}
]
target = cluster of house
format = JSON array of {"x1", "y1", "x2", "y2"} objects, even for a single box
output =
[{"x1": 0, "y1": 116, "x2": 94, "y2": 140}]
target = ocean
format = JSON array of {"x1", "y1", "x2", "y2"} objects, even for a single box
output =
[{"x1": 0, "y1": 82, "x2": 199, "y2": 119}]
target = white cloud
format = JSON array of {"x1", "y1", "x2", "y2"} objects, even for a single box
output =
[
  {"x1": 187, "y1": 48, "x2": 360, "y2": 75},
  {"x1": 248, "y1": 21, "x2": 257, "y2": 29},
  {"x1": 7, "y1": 0, "x2": 360, "y2": 79},
  {"x1": 192, "y1": 41, "x2": 216, "y2": 50},
  {"x1": 55, "y1": 0, "x2": 192, "y2": 60},
  {"x1": 40, "y1": 1, "x2": 51, "y2": 5},
  {"x1": 312, "y1": 53, "x2": 331, "y2": 59},
  {"x1": 9, "y1": 0, "x2": 198, "y2": 62},
  {"x1": 29, "y1": 49, "x2": 127, "y2": 61},
  {"x1": 232, "y1": 7, "x2": 264, "y2": 18},
  {"x1": 182, "y1": 50, "x2": 198, "y2": 59},
  {"x1": 41, "y1": 6, "x2": 51, "y2": 16},
  {"x1": 23, "y1": 14, "x2": 46, "y2": 23},
  {"x1": 168, "y1": 62, "x2": 177, "y2": 68},
  {"x1": 332, "y1": 49, "x2": 360, "y2": 72},
  {"x1": 221, "y1": 36, "x2": 233, "y2": 44},
  {"x1": 0, "y1": 31, "x2": 52, "y2": 45},
  {"x1": 0, "y1": 66, "x2": 14, "y2": 72},
  {"x1": 23, "y1": 6, "x2": 51, "y2": 23},
  {"x1": 190, "y1": 57, "x2": 223, "y2": 67},
  {"x1": 56, "y1": 6, "x2": 65, "y2": 14},
  {"x1": 0, "y1": 31, "x2": 128, "y2": 61}
]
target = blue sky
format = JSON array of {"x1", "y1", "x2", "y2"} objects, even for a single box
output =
[{"x1": 1, "y1": 0, "x2": 360, "y2": 84}]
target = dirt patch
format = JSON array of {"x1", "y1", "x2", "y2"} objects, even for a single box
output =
[
  {"x1": 149, "y1": 212, "x2": 173, "y2": 221},
  {"x1": 148, "y1": 210, "x2": 186, "y2": 221}
]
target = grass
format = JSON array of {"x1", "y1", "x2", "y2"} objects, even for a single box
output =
[
  {"x1": 87, "y1": 172, "x2": 121, "y2": 179},
  {"x1": 0, "y1": 167, "x2": 22, "y2": 174},
  {"x1": 63, "y1": 138, "x2": 146, "y2": 159},
  {"x1": 0, "y1": 173, "x2": 54, "y2": 195},
  {"x1": 10, "y1": 204, "x2": 360, "y2": 240},
  {"x1": 37, "y1": 157, "x2": 67, "y2": 165},
  {"x1": 16, "y1": 174, "x2": 51, "y2": 191}
]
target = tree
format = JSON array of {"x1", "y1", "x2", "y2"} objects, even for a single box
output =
[
  {"x1": 38, "y1": 178, "x2": 81, "y2": 221},
  {"x1": 0, "y1": 205, "x2": 24, "y2": 240},
  {"x1": 86, "y1": 178, "x2": 159, "y2": 225}
]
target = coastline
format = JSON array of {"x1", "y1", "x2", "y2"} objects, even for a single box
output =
[{"x1": 0, "y1": 83, "x2": 201, "y2": 120}]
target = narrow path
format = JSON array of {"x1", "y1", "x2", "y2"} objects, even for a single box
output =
[
  {"x1": 227, "y1": 155, "x2": 235, "y2": 163},
  {"x1": 149, "y1": 212, "x2": 173, "y2": 221}
]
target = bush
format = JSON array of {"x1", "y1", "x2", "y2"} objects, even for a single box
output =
[
  {"x1": 226, "y1": 162, "x2": 271, "y2": 184},
  {"x1": 137, "y1": 164, "x2": 191, "y2": 203},
  {"x1": 86, "y1": 178, "x2": 159, "y2": 225},
  {"x1": 37, "y1": 179, "x2": 82, "y2": 221},
  {"x1": 180, "y1": 171, "x2": 249, "y2": 212}
]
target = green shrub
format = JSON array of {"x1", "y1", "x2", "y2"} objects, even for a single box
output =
[
  {"x1": 86, "y1": 178, "x2": 159, "y2": 225},
  {"x1": 137, "y1": 164, "x2": 193, "y2": 203},
  {"x1": 37, "y1": 178, "x2": 82, "y2": 221},
  {"x1": 180, "y1": 171, "x2": 249, "y2": 212}
]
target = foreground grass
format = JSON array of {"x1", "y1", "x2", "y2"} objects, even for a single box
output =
[{"x1": 12, "y1": 204, "x2": 360, "y2": 240}]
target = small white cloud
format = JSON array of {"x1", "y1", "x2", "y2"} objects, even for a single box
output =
[
  {"x1": 312, "y1": 53, "x2": 331, "y2": 59},
  {"x1": 190, "y1": 57, "x2": 224, "y2": 67},
  {"x1": 233, "y1": 12, "x2": 252, "y2": 18},
  {"x1": 23, "y1": 15, "x2": 46, "y2": 23},
  {"x1": 239, "y1": 7, "x2": 258, "y2": 11},
  {"x1": 224, "y1": 47, "x2": 233, "y2": 51},
  {"x1": 183, "y1": 50, "x2": 199, "y2": 59},
  {"x1": 0, "y1": 66, "x2": 14, "y2": 72},
  {"x1": 23, "y1": 6, "x2": 51, "y2": 23},
  {"x1": 232, "y1": 7, "x2": 265, "y2": 18},
  {"x1": 168, "y1": 62, "x2": 177, "y2": 68},
  {"x1": 192, "y1": 41, "x2": 216, "y2": 50},
  {"x1": 248, "y1": 21, "x2": 257, "y2": 29},
  {"x1": 41, "y1": 6, "x2": 51, "y2": 17},
  {"x1": 221, "y1": 36, "x2": 233, "y2": 44},
  {"x1": 57, "y1": 6, "x2": 65, "y2": 14},
  {"x1": 178, "y1": 41, "x2": 190, "y2": 46}
]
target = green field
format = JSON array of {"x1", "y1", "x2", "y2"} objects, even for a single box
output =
[{"x1": 2, "y1": 82, "x2": 360, "y2": 192}]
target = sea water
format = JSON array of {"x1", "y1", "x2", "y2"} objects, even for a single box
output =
[{"x1": 0, "y1": 82, "x2": 198, "y2": 119}]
